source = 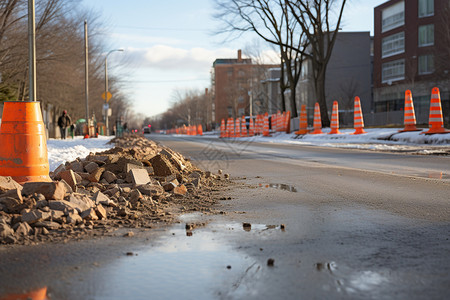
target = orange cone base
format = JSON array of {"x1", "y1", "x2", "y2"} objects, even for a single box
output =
[
  {"x1": 328, "y1": 129, "x2": 341, "y2": 134},
  {"x1": 295, "y1": 129, "x2": 308, "y2": 135},
  {"x1": 352, "y1": 128, "x2": 367, "y2": 135},
  {"x1": 310, "y1": 129, "x2": 323, "y2": 134},
  {"x1": 421, "y1": 127, "x2": 450, "y2": 135},
  {"x1": 398, "y1": 125, "x2": 421, "y2": 132}
]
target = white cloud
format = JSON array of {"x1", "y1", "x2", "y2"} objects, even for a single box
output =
[{"x1": 126, "y1": 45, "x2": 238, "y2": 71}]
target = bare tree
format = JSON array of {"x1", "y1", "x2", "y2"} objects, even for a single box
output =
[
  {"x1": 214, "y1": 0, "x2": 308, "y2": 117},
  {"x1": 287, "y1": 0, "x2": 347, "y2": 127}
]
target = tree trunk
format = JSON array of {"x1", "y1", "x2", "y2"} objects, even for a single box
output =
[
  {"x1": 316, "y1": 71, "x2": 330, "y2": 127},
  {"x1": 290, "y1": 85, "x2": 298, "y2": 118}
]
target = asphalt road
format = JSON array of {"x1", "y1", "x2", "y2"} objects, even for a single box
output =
[{"x1": 1, "y1": 135, "x2": 449, "y2": 299}]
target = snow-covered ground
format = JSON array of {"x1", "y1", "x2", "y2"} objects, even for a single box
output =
[{"x1": 46, "y1": 128, "x2": 450, "y2": 172}]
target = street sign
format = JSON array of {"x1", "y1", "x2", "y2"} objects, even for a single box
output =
[{"x1": 101, "y1": 91, "x2": 112, "y2": 102}]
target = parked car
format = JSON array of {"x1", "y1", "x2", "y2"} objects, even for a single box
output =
[{"x1": 142, "y1": 127, "x2": 151, "y2": 134}]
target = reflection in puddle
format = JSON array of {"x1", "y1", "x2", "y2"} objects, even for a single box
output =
[
  {"x1": 258, "y1": 183, "x2": 298, "y2": 192},
  {"x1": 346, "y1": 271, "x2": 388, "y2": 293},
  {"x1": 86, "y1": 224, "x2": 257, "y2": 300},
  {"x1": 0, "y1": 287, "x2": 48, "y2": 300}
]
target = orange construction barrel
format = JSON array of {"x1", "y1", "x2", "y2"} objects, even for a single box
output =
[{"x1": 0, "y1": 101, "x2": 51, "y2": 183}]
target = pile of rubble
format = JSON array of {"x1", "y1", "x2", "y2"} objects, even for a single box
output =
[{"x1": 0, "y1": 135, "x2": 228, "y2": 245}]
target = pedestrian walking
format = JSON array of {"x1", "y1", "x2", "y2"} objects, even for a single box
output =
[{"x1": 57, "y1": 110, "x2": 72, "y2": 139}]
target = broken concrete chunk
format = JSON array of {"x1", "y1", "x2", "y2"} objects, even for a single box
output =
[
  {"x1": 81, "y1": 208, "x2": 99, "y2": 220},
  {"x1": 59, "y1": 170, "x2": 77, "y2": 191},
  {"x1": 87, "y1": 167, "x2": 105, "y2": 183},
  {"x1": 95, "y1": 204, "x2": 107, "y2": 220},
  {"x1": 66, "y1": 211, "x2": 82, "y2": 225},
  {"x1": 0, "y1": 222, "x2": 14, "y2": 238},
  {"x1": 52, "y1": 164, "x2": 66, "y2": 180},
  {"x1": 149, "y1": 155, "x2": 178, "y2": 177},
  {"x1": 33, "y1": 221, "x2": 61, "y2": 230},
  {"x1": 22, "y1": 182, "x2": 67, "y2": 200},
  {"x1": 173, "y1": 184, "x2": 187, "y2": 196},
  {"x1": 21, "y1": 209, "x2": 51, "y2": 224},
  {"x1": 48, "y1": 200, "x2": 77, "y2": 213},
  {"x1": 102, "y1": 171, "x2": 117, "y2": 183},
  {"x1": 130, "y1": 168, "x2": 151, "y2": 186},
  {"x1": 84, "y1": 161, "x2": 100, "y2": 174},
  {"x1": 14, "y1": 222, "x2": 33, "y2": 236},
  {"x1": 68, "y1": 194, "x2": 95, "y2": 213},
  {"x1": 68, "y1": 161, "x2": 84, "y2": 173},
  {"x1": 0, "y1": 176, "x2": 22, "y2": 192},
  {"x1": 136, "y1": 184, "x2": 164, "y2": 197}
]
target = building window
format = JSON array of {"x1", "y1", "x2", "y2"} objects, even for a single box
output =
[
  {"x1": 227, "y1": 106, "x2": 232, "y2": 117},
  {"x1": 238, "y1": 108, "x2": 245, "y2": 116},
  {"x1": 382, "y1": 59, "x2": 405, "y2": 83},
  {"x1": 418, "y1": 0, "x2": 434, "y2": 18},
  {"x1": 418, "y1": 54, "x2": 434, "y2": 74},
  {"x1": 382, "y1": 1, "x2": 404, "y2": 32},
  {"x1": 418, "y1": 24, "x2": 434, "y2": 46},
  {"x1": 382, "y1": 32, "x2": 405, "y2": 57},
  {"x1": 238, "y1": 96, "x2": 244, "y2": 103}
]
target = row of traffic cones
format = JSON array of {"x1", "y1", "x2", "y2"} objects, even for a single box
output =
[
  {"x1": 295, "y1": 87, "x2": 449, "y2": 135},
  {"x1": 220, "y1": 111, "x2": 292, "y2": 138},
  {"x1": 167, "y1": 124, "x2": 203, "y2": 136},
  {"x1": 400, "y1": 87, "x2": 450, "y2": 134}
]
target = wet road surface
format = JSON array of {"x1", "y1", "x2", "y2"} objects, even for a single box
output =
[{"x1": 1, "y1": 135, "x2": 449, "y2": 299}]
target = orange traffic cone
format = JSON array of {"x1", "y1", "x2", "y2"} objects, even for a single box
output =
[
  {"x1": 328, "y1": 101, "x2": 341, "y2": 134},
  {"x1": 220, "y1": 119, "x2": 226, "y2": 138},
  {"x1": 399, "y1": 90, "x2": 420, "y2": 132},
  {"x1": 263, "y1": 114, "x2": 270, "y2": 137},
  {"x1": 295, "y1": 105, "x2": 308, "y2": 135},
  {"x1": 310, "y1": 102, "x2": 323, "y2": 134},
  {"x1": 285, "y1": 111, "x2": 291, "y2": 133},
  {"x1": 249, "y1": 117, "x2": 254, "y2": 136},
  {"x1": 241, "y1": 116, "x2": 247, "y2": 137},
  {"x1": 2, "y1": 286, "x2": 48, "y2": 300},
  {"x1": 352, "y1": 96, "x2": 367, "y2": 134},
  {"x1": 310, "y1": 103, "x2": 323, "y2": 134},
  {"x1": 197, "y1": 124, "x2": 203, "y2": 136},
  {"x1": 235, "y1": 118, "x2": 241, "y2": 137},
  {"x1": 229, "y1": 118, "x2": 235, "y2": 138},
  {"x1": 422, "y1": 87, "x2": 450, "y2": 134},
  {"x1": 0, "y1": 101, "x2": 52, "y2": 184},
  {"x1": 226, "y1": 118, "x2": 231, "y2": 138},
  {"x1": 277, "y1": 111, "x2": 282, "y2": 132}
]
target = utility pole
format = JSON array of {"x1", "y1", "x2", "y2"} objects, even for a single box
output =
[
  {"x1": 28, "y1": 0, "x2": 36, "y2": 102},
  {"x1": 84, "y1": 20, "x2": 89, "y2": 126}
]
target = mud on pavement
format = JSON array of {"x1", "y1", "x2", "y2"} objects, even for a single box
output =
[{"x1": 0, "y1": 134, "x2": 233, "y2": 246}]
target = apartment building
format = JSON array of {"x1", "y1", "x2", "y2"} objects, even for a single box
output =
[
  {"x1": 373, "y1": 0, "x2": 449, "y2": 125},
  {"x1": 212, "y1": 50, "x2": 278, "y2": 124}
]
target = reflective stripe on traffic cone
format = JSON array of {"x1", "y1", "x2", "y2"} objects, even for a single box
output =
[
  {"x1": 422, "y1": 87, "x2": 450, "y2": 134},
  {"x1": 220, "y1": 119, "x2": 226, "y2": 138},
  {"x1": 295, "y1": 104, "x2": 308, "y2": 135},
  {"x1": 352, "y1": 96, "x2": 367, "y2": 134},
  {"x1": 399, "y1": 90, "x2": 420, "y2": 132},
  {"x1": 310, "y1": 103, "x2": 323, "y2": 134},
  {"x1": 263, "y1": 114, "x2": 270, "y2": 136},
  {"x1": 328, "y1": 101, "x2": 341, "y2": 134},
  {"x1": 241, "y1": 116, "x2": 247, "y2": 137}
]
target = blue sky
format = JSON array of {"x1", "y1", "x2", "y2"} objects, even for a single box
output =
[{"x1": 84, "y1": 0, "x2": 385, "y2": 118}]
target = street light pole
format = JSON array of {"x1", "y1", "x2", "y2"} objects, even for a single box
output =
[{"x1": 104, "y1": 49, "x2": 123, "y2": 135}]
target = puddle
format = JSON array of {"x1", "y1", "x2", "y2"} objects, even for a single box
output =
[
  {"x1": 66, "y1": 224, "x2": 258, "y2": 300},
  {"x1": 258, "y1": 183, "x2": 298, "y2": 192}
]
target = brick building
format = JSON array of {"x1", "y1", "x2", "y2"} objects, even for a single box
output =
[
  {"x1": 373, "y1": 0, "x2": 449, "y2": 126},
  {"x1": 212, "y1": 50, "x2": 278, "y2": 125}
]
